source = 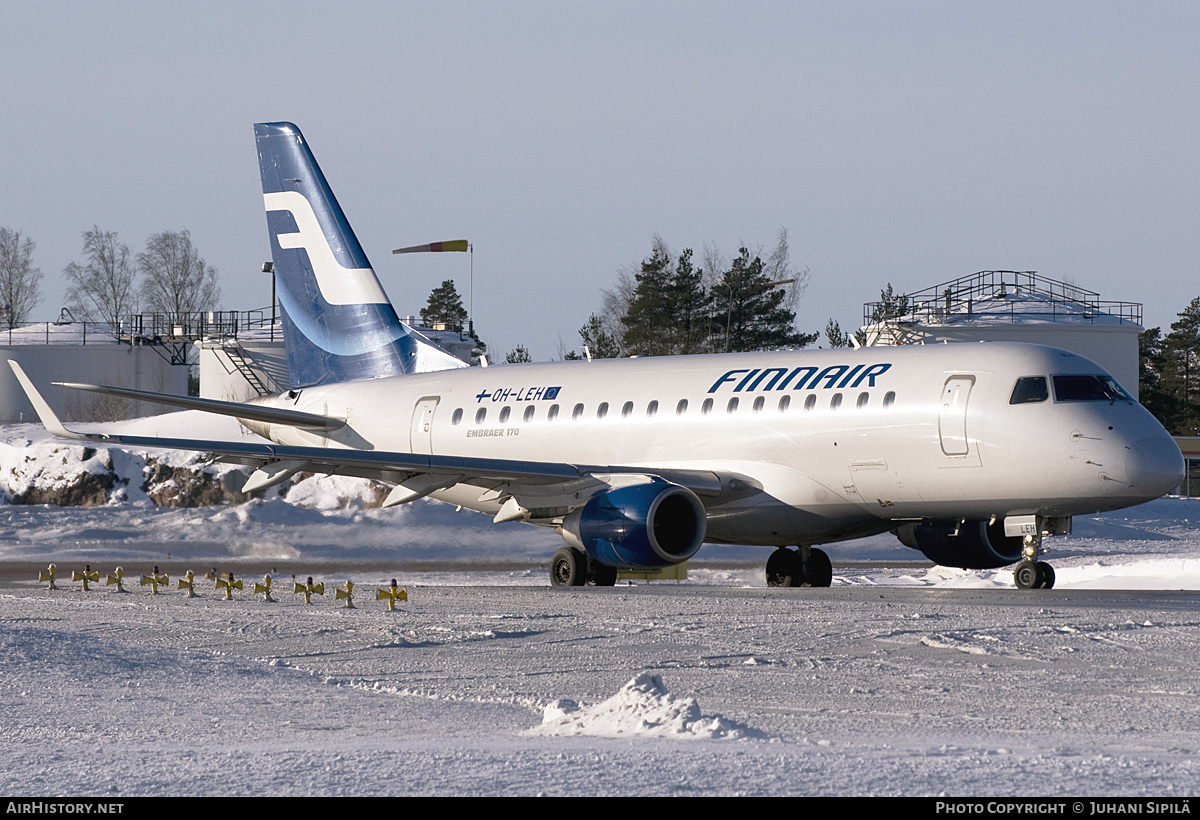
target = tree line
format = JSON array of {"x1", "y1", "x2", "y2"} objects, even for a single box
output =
[
  {"x1": 555, "y1": 230, "x2": 817, "y2": 361},
  {"x1": 0, "y1": 225, "x2": 220, "y2": 330}
]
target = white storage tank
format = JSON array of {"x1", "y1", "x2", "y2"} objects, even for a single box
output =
[
  {"x1": 0, "y1": 322, "x2": 187, "y2": 422},
  {"x1": 861, "y1": 271, "x2": 1143, "y2": 398}
]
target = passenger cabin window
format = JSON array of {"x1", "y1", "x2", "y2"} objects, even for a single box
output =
[
  {"x1": 676, "y1": 399, "x2": 688, "y2": 416},
  {"x1": 498, "y1": 406, "x2": 511, "y2": 424},
  {"x1": 830, "y1": 393, "x2": 843, "y2": 410},
  {"x1": 1052, "y1": 375, "x2": 1131, "y2": 403},
  {"x1": 778, "y1": 395, "x2": 791, "y2": 413},
  {"x1": 883, "y1": 391, "x2": 896, "y2": 409},
  {"x1": 804, "y1": 394, "x2": 816, "y2": 412},
  {"x1": 597, "y1": 402, "x2": 609, "y2": 419},
  {"x1": 621, "y1": 401, "x2": 634, "y2": 418},
  {"x1": 1010, "y1": 376, "x2": 1049, "y2": 405},
  {"x1": 727, "y1": 397, "x2": 739, "y2": 414},
  {"x1": 702, "y1": 398, "x2": 714, "y2": 415},
  {"x1": 572, "y1": 403, "x2": 585, "y2": 420},
  {"x1": 856, "y1": 392, "x2": 869, "y2": 409},
  {"x1": 548, "y1": 404, "x2": 560, "y2": 421},
  {"x1": 753, "y1": 396, "x2": 765, "y2": 413},
  {"x1": 647, "y1": 400, "x2": 659, "y2": 417},
  {"x1": 451, "y1": 408, "x2": 463, "y2": 425},
  {"x1": 523, "y1": 405, "x2": 535, "y2": 422},
  {"x1": 475, "y1": 408, "x2": 487, "y2": 424}
]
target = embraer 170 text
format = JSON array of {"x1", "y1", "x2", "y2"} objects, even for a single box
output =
[{"x1": 9, "y1": 122, "x2": 1185, "y2": 589}]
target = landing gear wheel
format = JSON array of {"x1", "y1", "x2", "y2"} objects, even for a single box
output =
[
  {"x1": 805, "y1": 548, "x2": 833, "y2": 588},
  {"x1": 589, "y1": 563, "x2": 618, "y2": 587},
  {"x1": 550, "y1": 547, "x2": 587, "y2": 587},
  {"x1": 1037, "y1": 561, "x2": 1056, "y2": 590},
  {"x1": 766, "y1": 548, "x2": 798, "y2": 587},
  {"x1": 1014, "y1": 560, "x2": 1042, "y2": 590}
]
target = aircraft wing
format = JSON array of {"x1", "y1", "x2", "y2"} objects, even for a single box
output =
[
  {"x1": 51, "y1": 380, "x2": 345, "y2": 430},
  {"x1": 9, "y1": 361, "x2": 755, "y2": 510}
]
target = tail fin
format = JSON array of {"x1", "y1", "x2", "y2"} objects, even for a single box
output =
[{"x1": 254, "y1": 122, "x2": 465, "y2": 387}]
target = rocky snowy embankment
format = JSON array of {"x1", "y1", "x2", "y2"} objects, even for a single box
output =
[{"x1": 0, "y1": 422, "x2": 383, "y2": 509}]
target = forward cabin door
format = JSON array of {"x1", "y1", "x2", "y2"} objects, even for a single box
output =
[
  {"x1": 410, "y1": 397, "x2": 439, "y2": 454},
  {"x1": 938, "y1": 376, "x2": 974, "y2": 457}
]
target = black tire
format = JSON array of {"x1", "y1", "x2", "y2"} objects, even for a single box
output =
[
  {"x1": 589, "y1": 563, "x2": 618, "y2": 587},
  {"x1": 550, "y1": 547, "x2": 587, "y2": 587},
  {"x1": 805, "y1": 548, "x2": 833, "y2": 588},
  {"x1": 766, "y1": 548, "x2": 799, "y2": 587},
  {"x1": 1037, "y1": 562, "x2": 1056, "y2": 590},
  {"x1": 1013, "y1": 561, "x2": 1042, "y2": 590}
]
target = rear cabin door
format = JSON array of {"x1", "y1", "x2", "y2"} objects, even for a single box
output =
[{"x1": 410, "y1": 397, "x2": 439, "y2": 454}]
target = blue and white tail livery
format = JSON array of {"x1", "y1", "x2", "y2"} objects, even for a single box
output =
[
  {"x1": 9, "y1": 121, "x2": 1185, "y2": 591},
  {"x1": 254, "y1": 122, "x2": 464, "y2": 387}
]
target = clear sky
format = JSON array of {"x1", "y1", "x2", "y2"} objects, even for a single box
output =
[{"x1": 3, "y1": 1, "x2": 1197, "y2": 361}]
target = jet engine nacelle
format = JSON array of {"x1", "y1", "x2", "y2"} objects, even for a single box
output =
[
  {"x1": 561, "y1": 480, "x2": 706, "y2": 569},
  {"x1": 894, "y1": 519, "x2": 1024, "y2": 569}
]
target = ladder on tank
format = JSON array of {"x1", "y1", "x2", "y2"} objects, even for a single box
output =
[{"x1": 221, "y1": 342, "x2": 272, "y2": 397}]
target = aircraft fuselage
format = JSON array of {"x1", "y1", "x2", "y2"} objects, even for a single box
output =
[{"x1": 248, "y1": 341, "x2": 1182, "y2": 548}]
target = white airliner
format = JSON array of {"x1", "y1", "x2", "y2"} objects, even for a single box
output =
[{"x1": 9, "y1": 122, "x2": 1185, "y2": 590}]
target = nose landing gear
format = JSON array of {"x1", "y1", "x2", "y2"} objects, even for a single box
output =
[{"x1": 1013, "y1": 533, "x2": 1056, "y2": 589}]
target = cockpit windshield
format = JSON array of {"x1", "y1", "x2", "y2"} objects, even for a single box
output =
[
  {"x1": 1009, "y1": 377, "x2": 1049, "y2": 405},
  {"x1": 1052, "y1": 375, "x2": 1133, "y2": 403}
]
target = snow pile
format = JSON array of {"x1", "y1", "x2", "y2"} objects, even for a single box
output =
[
  {"x1": 0, "y1": 433, "x2": 121, "y2": 505},
  {"x1": 527, "y1": 673, "x2": 757, "y2": 740}
]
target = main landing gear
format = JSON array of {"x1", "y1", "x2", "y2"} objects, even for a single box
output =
[
  {"x1": 766, "y1": 546, "x2": 833, "y2": 588},
  {"x1": 1013, "y1": 532, "x2": 1056, "y2": 590},
  {"x1": 550, "y1": 547, "x2": 618, "y2": 587}
]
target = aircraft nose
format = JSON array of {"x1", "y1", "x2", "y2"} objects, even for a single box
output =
[{"x1": 1125, "y1": 433, "x2": 1185, "y2": 499}]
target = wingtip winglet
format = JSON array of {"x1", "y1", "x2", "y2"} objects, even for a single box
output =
[{"x1": 6, "y1": 360, "x2": 86, "y2": 441}]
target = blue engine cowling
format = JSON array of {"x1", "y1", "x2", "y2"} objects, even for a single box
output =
[
  {"x1": 561, "y1": 480, "x2": 707, "y2": 569},
  {"x1": 894, "y1": 519, "x2": 1024, "y2": 569}
]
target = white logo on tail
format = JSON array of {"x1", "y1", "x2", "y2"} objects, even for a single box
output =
[{"x1": 263, "y1": 191, "x2": 389, "y2": 306}]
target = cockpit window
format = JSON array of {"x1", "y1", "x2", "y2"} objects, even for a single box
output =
[
  {"x1": 1009, "y1": 377, "x2": 1048, "y2": 405},
  {"x1": 1052, "y1": 375, "x2": 1132, "y2": 403}
]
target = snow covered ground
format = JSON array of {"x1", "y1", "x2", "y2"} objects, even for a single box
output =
[{"x1": 1, "y1": 419, "x2": 1199, "y2": 796}]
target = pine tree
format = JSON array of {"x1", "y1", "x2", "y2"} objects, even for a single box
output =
[
  {"x1": 620, "y1": 242, "x2": 712, "y2": 356},
  {"x1": 669, "y1": 248, "x2": 711, "y2": 355},
  {"x1": 1140, "y1": 297, "x2": 1200, "y2": 436},
  {"x1": 824, "y1": 318, "x2": 852, "y2": 348},
  {"x1": 505, "y1": 344, "x2": 532, "y2": 363},
  {"x1": 714, "y1": 248, "x2": 815, "y2": 352},
  {"x1": 1163, "y1": 297, "x2": 1200, "y2": 435},
  {"x1": 420, "y1": 280, "x2": 468, "y2": 331},
  {"x1": 578, "y1": 313, "x2": 621, "y2": 359},
  {"x1": 621, "y1": 243, "x2": 674, "y2": 356},
  {"x1": 870, "y1": 283, "x2": 909, "y2": 322},
  {"x1": 1139, "y1": 328, "x2": 1174, "y2": 427}
]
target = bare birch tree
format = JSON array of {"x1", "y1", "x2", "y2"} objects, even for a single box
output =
[
  {"x1": 63, "y1": 226, "x2": 138, "y2": 328},
  {"x1": 0, "y1": 228, "x2": 42, "y2": 329},
  {"x1": 763, "y1": 228, "x2": 810, "y2": 315},
  {"x1": 138, "y1": 229, "x2": 220, "y2": 317}
]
